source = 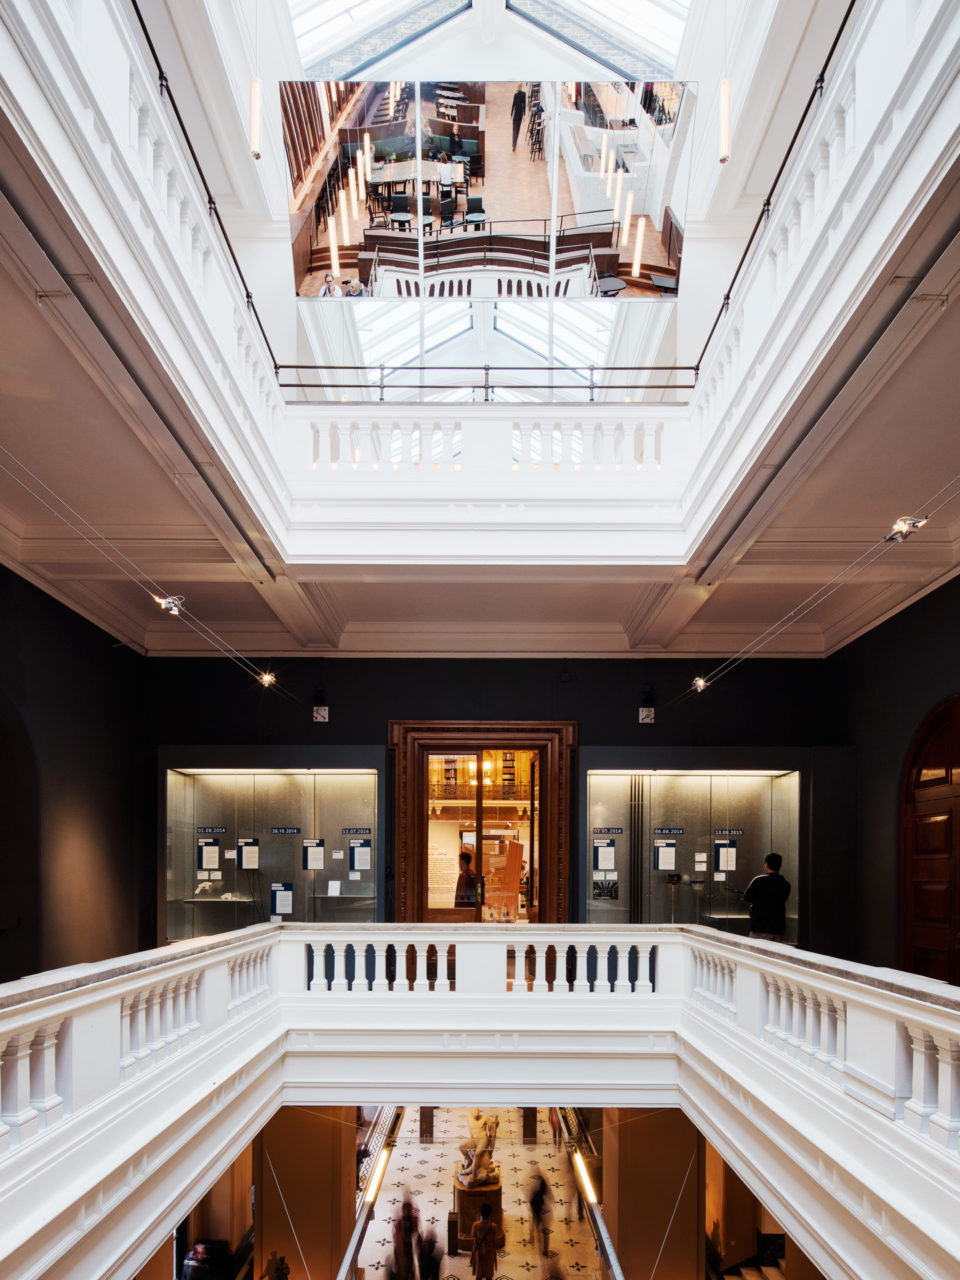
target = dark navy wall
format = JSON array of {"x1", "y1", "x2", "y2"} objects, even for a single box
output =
[
  {"x1": 830, "y1": 572, "x2": 960, "y2": 966},
  {"x1": 0, "y1": 568, "x2": 144, "y2": 980},
  {"x1": 5, "y1": 553, "x2": 958, "y2": 982}
]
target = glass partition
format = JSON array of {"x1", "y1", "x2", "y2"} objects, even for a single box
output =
[
  {"x1": 586, "y1": 770, "x2": 800, "y2": 941},
  {"x1": 165, "y1": 767, "x2": 378, "y2": 940}
]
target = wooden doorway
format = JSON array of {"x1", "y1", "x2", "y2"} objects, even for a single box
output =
[
  {"x1": 389, "y1": 721, "x2": 577, "y2": 924},
  {"x1": 901, "y1": 695, "x2": 960, "y2": 983}
]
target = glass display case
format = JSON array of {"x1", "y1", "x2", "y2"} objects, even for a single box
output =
[
  {"x1": 586, "y1": 770, "x2": 800, "y2": 942},
  {"x1": 165, "y1": 767, "x2": 379, "y2": 941}
]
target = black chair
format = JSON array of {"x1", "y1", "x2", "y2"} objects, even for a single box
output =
[
  {"x1": 464, "y1": 194, "x2": 486, "y2": 232},
  {"x1": 439, "y1": 198, "x2": 459, "y2": 233},
  {"x1": 453, "y1": 158, "x2": 470, "y2": 204},
  {"x1": 438, "y1": 181, "x2": 454, "y2": 203},
  {"x1": 469, "y1": 153, "x2": 484, "y2": 184},
  {"x1": 390, "y1": 194, "x2": 412, "y2": 230},
  {"x1": 420, "y1": 196, "x2": 435, "y2": 233}
]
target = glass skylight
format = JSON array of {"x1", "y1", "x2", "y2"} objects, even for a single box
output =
[
  {"x1": 506, "y1": 0, "x2": 691, "y2": 79},
  {"x1": 290, "y1": 0, "x2": 471, "y2": 79}
]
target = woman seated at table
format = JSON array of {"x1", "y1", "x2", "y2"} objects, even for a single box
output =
[
  {"x1": 437, "y1": 152, "x2": 455, "y2": 188},
  {"x1": 450, "y1": 125, "x2": 464, "y2": 155}
]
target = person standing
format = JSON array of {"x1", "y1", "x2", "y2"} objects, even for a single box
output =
[
  {"x1": 392, "y1": 1197, "x2": 421, "y2": 1280},
  {"x1": 511, "y1": 84, "x2": 527, "y2": 151},
  {"x1": 743, "y1": 853, "x2": 791, "y2": 941},
  {"x1": 470, "y1": 1202, "x2": 498, "y2": 1280},
  {"x1": 455, "y1": 849, "x2": 478, "y2": 907}
]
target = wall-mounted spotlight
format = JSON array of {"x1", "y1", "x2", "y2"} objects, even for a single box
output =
[
  {"x1": 258, "y1": 671, "x2": 276, "y2": 687},
  {"x1": 155, "y1": 594, "x2": 185, "y2": 616},
  {"x1": 693, "y1": 676, "x2": 708, "y2": 692},
  {"x1": 885, "y1": 515, "x2": 928, "y2": 543}
]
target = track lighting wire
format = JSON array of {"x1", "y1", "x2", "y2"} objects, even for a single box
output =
[
  {"x1": 0, "y1": 443, "x2": 296, "y2": 693},
  {"x1": 658, "y1": 466, "x2": 960, "y2": 709}
]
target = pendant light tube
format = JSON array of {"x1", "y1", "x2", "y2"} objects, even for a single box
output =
[
  {"x1": 339, "y1": 188, "x2": 350, "y2": 247},
  {"x1": 632, "y1": 215, "x2": 645, "y2": 277},
  {"x1": 613, "y1": 169, "x2": 624, "y2": 221},
  {"x1": 621, "y1": 190, "x2": 634, "y2": 248},
  {"x1": 348, "y1": 167, "x2": 359, "y2": 219},
  {"x1": 328, "y1": 218, "x2": 340, "y2": 277},
  {"x1": 249, "y1": 76, "x2": 262, "y2": 158},
  {"x1": 719, "y1": 77, "x2": 731, "y2": 164},
  {"x1": 599, "y1": 132, "x2": 608, "y2": 175}
]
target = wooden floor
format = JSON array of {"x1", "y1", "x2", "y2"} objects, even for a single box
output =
[{"x1": 300, "y1": 84, "x2": 671, "y2": 300}]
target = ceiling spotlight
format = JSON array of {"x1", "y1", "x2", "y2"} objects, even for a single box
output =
[
  {"x1": 693, "y1": 676, "x2": 708, "y2": 692},
  {"x1": 885, "y1": 516, "x2": 928, "y2": 543},
  {"x1": 258, "y1": 671, "x2": 276, "y2": 687},
  {"x1": 156, "y1": 595, "x2": 185, "y2": 616}
]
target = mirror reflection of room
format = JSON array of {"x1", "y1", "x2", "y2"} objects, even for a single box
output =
[
  {"x1": 282, "y1": 79, "x2": 688, "y2": 301},
  {"x1": 426, "y1": 749, "x2": 539, "y2": 922}
]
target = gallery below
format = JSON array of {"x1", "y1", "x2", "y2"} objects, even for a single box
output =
[{"x1": 136, "y1": 1105, "x2": 826, "y2": 1280}]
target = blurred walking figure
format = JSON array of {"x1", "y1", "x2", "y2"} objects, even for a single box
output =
[
  {"x1": 528, "y1": 1167, "x2": 553, "y2": 1255},
  {"x1": 391, "y1": 1197, "x2": 421, "y2": 1280},
  {"x1": 418, "y1": 1226, "x2": 444, "y2": 1280}
]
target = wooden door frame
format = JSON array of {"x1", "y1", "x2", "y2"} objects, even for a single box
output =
[
  {"x1": 388, "y1": 720, "x2": 577, "y2": 924},
  {"x1": 899, "y1": 693, "x2": 960, "y2": 978}
]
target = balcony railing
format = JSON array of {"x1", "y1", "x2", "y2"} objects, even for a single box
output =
[{"x1": 1, "y1": 924, "x2": 959, "y2": 1278}]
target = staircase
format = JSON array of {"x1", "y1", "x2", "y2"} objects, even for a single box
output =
[
  {"x1": 309, "y1": 243, "x2": 360, "y2": 279},
  {"x1": 737, "y1": 1262, "x2": 786, "y2": 1279}
]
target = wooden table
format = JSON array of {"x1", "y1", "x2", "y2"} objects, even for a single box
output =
[
  {"x1": 370, "y1": 157, "x2": 467, "y2": 195},
  {"x1": 597, "y1": 275, "x2": 626, "y2": 297}
]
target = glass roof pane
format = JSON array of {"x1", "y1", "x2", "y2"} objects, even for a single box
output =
[{"x1": 506, "y1": 0, "x2": 690, "y2": 79}]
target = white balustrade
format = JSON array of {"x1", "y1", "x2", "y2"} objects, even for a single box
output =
[{"x1": 1, "y1": 923, "x2": 960, "y2": 1279}]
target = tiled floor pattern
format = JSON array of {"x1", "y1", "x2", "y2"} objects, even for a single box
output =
[{"x1": 356, "y1": 1107, "x2": 601, "y2": 1279}]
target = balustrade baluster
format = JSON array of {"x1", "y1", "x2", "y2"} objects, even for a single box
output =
[
  {"x1": 530, "y1": 944, "x2": 548, "y2": 994},
  {"x1": 572, "y1": 943, "x2": 590, "y2": 994},
  {"x1": 331, "y1": 944, "x2": 350, "y2": 993},
  {"x1": 904, "y1": 1025, "x2": 940, "y2": 1135},
  {"x1": 29, "y1": 1021, "x2": 64, "y2": 1129},
  {"x1": 186, "y1": 972, "x2": 202, "y2": 1040},
  {"x1": 799, "y1": 987, "x2": 820, "y2": 1068},
  {"x1": 929, "y1": 1034, "x2": 960, "y2": 1152},
  {"x1": 120, "y1": 996, "x2": 137, "y2": 1080},
  {"x1": 171, "y1": 977, "x2": 187, "y2": 1044},
  {"x1": 162, "y1": 982, "x2": 179, "y2": 1053},
  {"x1": 370, "y1": 942, "x2": 389, "y2": 993},
  {"x1": 412, "y1": 944, "x2": 429, "y2": 993},
  {"x1": 612, "y1": 944, "x2": 630, "y2": 994},
  {"x1": 0, "y1": 1033, "x2": 40, "y2": 1145},
  {"x1": 634, "y1": 945, "x2": 653, "y2": 995},
  {"x1": 763, "y1": 977, "x2": 779, "y2": 1043},
  {"x1": 132, "y1": 993, "x2": 150, "y2": 1068},
  {"x1": 775, "y1": 979, "x2": 792, "y2": 1050},
  {"x1": 830, "y1": 1002, "x2": 847, "y2": 1086},
  {"x1": 788, "y1": 984, "x2": 805, "y2": 1056},
  {"x1": 146, "y1": 986, "x2": 166, "y2": 1065},
  {"x1": 435, "y1": 944, "x2": 452, "y2": 994}
]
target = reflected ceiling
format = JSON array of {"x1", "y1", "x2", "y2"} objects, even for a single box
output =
[
  {"x1": 292, "y1": 0, "x2": 472, "y2": 79},
  {"x1": 506, "y1": 0, "x2": 691, "y2": 79}
]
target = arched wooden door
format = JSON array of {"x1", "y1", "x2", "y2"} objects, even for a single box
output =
[{"x1": 901, "y1": 696, "x2": 960, "y2": 983}]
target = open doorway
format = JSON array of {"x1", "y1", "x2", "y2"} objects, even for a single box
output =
[{"x1": 389, "y1": 721, "x2": 577, "y2": 923}]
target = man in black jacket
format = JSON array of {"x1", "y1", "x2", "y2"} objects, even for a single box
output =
[
  {"x1": 511, "y1": 84, "x2": 527, "y2": 151},
  {"x1": 743, "y1": 852, "x2": 790, "y2": 941}
]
